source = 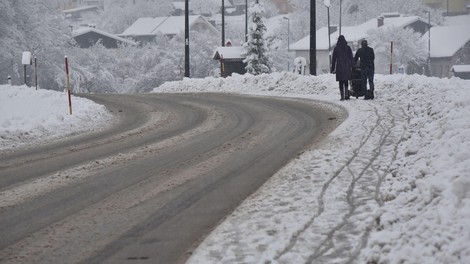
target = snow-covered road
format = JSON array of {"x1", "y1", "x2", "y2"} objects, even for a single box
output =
[{"x1": 1, "y1": 72, "x2": 469, "y2": 263}]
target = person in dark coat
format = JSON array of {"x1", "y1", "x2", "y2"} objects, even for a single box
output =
[
  {"x1": 354, "y1": 39, "x2": 375, "y2": 99},
  {"x1": 331, "y1": 35, "x2": 353, "y2": 101}
]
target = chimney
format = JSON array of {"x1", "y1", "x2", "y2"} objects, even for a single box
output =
[{"x1": 377, "y1": 16, "x2": 384, "y2": 27}]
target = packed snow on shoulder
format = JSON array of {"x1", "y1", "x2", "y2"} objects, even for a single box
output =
[
  {"x1": 0, "y1": 85, "x2": 113, "y2": 151},
  {"x1": 155, "y1": 72, "x2": 470, "y2": 263}
]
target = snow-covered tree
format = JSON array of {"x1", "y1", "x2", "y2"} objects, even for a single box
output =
[
  {"x1": 244, "y1": 0, "x2": 273, "y2": 75},
  {"x1": 0, "y1": 0, "x2": 68, "y2": 90},
  {"x1": 287, "y1": 0, "x2": 443, "y2": 43},
  {"x1": 367, "y1": 26, "x2": 427, "y2": 74}
]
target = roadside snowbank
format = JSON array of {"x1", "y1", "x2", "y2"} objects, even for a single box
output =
[
  {"x1": 156, "y1": 72, "x2": 470, "y2": 263},
  {"x1": 0, "y1": 85, "x2": 113, "y2": 150}
]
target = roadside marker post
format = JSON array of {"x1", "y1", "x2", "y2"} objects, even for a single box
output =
[
  {"x1": 65, "y1": 56, "x2": 72, "y2": 115},
  {"x1": 35, "y1": 57, "x2": 38, "y2": 90},
  {"x1": 390, "y1": 41, "x2": 393, "y2": 74}
]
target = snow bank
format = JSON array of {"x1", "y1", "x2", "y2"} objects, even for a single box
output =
[
  {"x1": 156, "y1": 72, "x2": 470, "y2": 263},
  {"x1": 0, "y1": 85, "x2": 113, "y2": 150}
]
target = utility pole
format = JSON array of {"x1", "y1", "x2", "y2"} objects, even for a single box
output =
[
  {"x1": 222, "y1": 0, "x2": 225, "y2": 46},
  {"x1": 325, "y1": 0, "x2": 331, "y2": 70},
  {"x1": 339, "y1": 0, "x2": 342, "y2": 35},
  {"x1": 310, "y1": 0, "x2": 316, "y2": 75},
  {"x1": 245, "y1": 0, "x2": 248, "y2": 42},
  {"x1": 184, "y1": 0, "x2": 189, "y2": 77}
]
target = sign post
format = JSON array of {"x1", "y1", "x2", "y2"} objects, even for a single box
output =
[{"x1": 22, "y1": 51, "x2": 32, "y2": 86}]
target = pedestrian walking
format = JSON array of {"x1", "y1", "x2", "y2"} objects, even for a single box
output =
[
  {"x1": 354, "y1": 39, "x2": 375, "y2": 100},
  {"x1": 331, "y1": 35, "x2": 354, "y2": 101}
]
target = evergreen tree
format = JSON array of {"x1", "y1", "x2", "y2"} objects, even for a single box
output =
[{"x1": 244, "y1": 0, "x2": 273, "y2": 75}]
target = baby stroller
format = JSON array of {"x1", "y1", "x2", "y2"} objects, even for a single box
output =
[{"x1": 349, "y1": 66, "x2": 363, "y2": 98}]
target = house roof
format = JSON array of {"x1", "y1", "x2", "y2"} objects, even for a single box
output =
[
  {"x1": 288, "y1": 26, "x2": 331, "y2": 51},
  {"x1": 73, "y1": 27, "x2": 137, "y2": 46},
  {"x1": 63, "y1": 5, "x2": 98, "y2": 14},
  {"x1": 425, "y1": 26, "x2": 470, "y2": 58},
  {"x1": 290, "y1": 15, "x2": 429, "y2": 51},
  {"x1": 120, "y1": 15, "x2": 219, "y2": 37},
  {"x1": 452, "y1": 65, "x2": 470, "y2": 73},
  {"x1": 213, "y1": 46, "x2": 246, "y2": 60}
]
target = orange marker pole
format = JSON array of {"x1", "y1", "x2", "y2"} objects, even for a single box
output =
[
  {"x1": 35, "y1": 57, "x2": 38, "y2": 90},
  {"x1": 390, "y1": 41, "x2": 393, "y2": 75},
  {"x1": 65, "y1": 56, "x2": 72, "y2": 115}
]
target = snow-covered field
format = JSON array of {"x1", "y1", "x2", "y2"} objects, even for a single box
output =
[{"x1": 1, "y1": 72, "x2": 469, "y2": 263}]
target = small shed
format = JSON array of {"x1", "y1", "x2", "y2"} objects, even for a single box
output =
[
  {"x1": 213, "y1": 46, "x2": 246, "y2": 77},
  {"x1": 452, "y1": 65, "x2": 470, "y2": 79}
]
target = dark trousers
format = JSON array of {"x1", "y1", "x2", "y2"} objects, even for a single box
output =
[
  {"x1": 339, "y1": 80, "x2": 349, "y2": 99},
  {"x1": 361, "y1": 67, "x2": 374, "y2": 96}
]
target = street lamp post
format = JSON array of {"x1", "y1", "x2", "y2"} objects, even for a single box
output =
[
  {"x1": 310, "y1": 0, "x2": 316, "y2": 75},
  {"x1": 324, "y1": 0, "x2": 331, "y2": 71},
  {"x1": 245, "y1": 0, "x2": 248, "y2": 42},
  {"x1": 184, "y1": 0, "x2": 189, "y2": 77},
  {"x1": 423, "y1": 10, "x2": 431, "y2": 76},
  {"x1": 339, "y1": 0, "x2": 342, "y2": 35},
  {"x1": 283, "y1": 17, "x2": 290, "y2": 71},
  {"x1": 222, "y1": 0, "x2": 225, "y2": 46}
]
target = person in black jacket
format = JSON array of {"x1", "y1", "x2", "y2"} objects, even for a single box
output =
[
  {"x1": 331, "y1": 35, "x2": 353, "y2": 101},
  {"x1": 354, "y1": 39, "x2": 375, "y2": 100}
]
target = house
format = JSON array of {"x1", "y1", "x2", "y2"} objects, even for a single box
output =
[
  {"x1": 73, "y1": 27, "x2": 137, "y2": 48},
  {"x1": 289, "y1": 13, "x2": 432, "y2": 74},
  {"x1": 120, "y1": 15, "x2": 219, "y2": 45},
  {"x1": 452, "y1": 65, "x2": 470, "y2": 79},
  {"x1": 422, "y1": 0, "x2": 469, "y2": 15},
  {"x1": 271, "y1": 0, "x2": 293, "y2": 14},
  {"x1": 63, "y1": 5, "x2": 99, "y2": 22},
  {"x1": 172, "y1": 1, "x2": 193, "y2": 16},
  {"x1": 289, "y1": 26, "x2": 335, "y2": 74},
  {"x1": 213, "y1": 46, "x2": 246, "y2": 77},
  {"x1": 425, "y1": 26, "x2": 470, "y2": 78}
]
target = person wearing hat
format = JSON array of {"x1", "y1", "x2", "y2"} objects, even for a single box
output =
[
  {"x1": 354, "y1": 39, "x2": 375, "y2": 100},
  {"x1": 331, "y1": 35, "x2": 354, "y2": 101}
]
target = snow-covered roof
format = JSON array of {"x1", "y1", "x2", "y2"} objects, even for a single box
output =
[
  {"x1": 213, "y1": 46, "x2": 246, "y2": 60},
  {"x1": 120, "y1": 15, "x2": 218, "y2": 37},
  {"x1": 452, "y1": 65, "x2": 470, "y2": 73},
  {"x1": 425, "y1": 26, "x2": 470, "y2": 58},
  {"x1": 290, "y1": 15, "x2": 429, "y2": 51},
  {"x1": 63, "y1": 5, "x2": 98, "y2": 14},
  {"x1": 73, "y1": 27, "x2": 137, "y2": 46},
  {"x1": 120, "y1": 17, "x2": 169, "y2": 36},
  {"x1": 288, "y1": 26, "x2": 331, "y2": 51}
]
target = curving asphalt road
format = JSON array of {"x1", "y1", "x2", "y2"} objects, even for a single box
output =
[{"x1": 0, "y1": 93, "x2": 343, "y2": 264}]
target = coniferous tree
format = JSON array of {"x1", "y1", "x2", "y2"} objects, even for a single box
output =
[{"x1": 244, "y1": 0, "x2": 273, "y2": 75}]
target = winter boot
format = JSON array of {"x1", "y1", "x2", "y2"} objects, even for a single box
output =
[{"x1": 340, "y1": 87, "x2": 345, "y2": 101}]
